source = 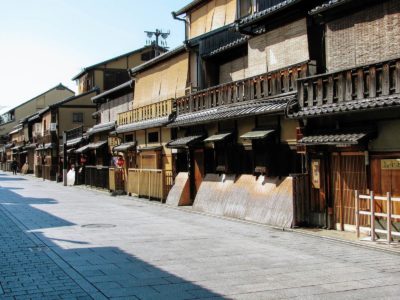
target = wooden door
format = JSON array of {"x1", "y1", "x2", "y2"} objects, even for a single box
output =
[
  {"x1": 331, "y1": 153, "x2": 368, "y2": 230},
  {"x1": 192, "y1": 149, "x2": 205, "y2": 199},
  {"x1": 309, "y1": 154, "x2": 328, "y2": 227}
]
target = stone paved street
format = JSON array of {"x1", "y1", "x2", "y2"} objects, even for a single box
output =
[{"x1": 0, "y1": 172, "x2": 400, "y2": 300}]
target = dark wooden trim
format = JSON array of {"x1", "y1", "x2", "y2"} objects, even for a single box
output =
[{"x1": 60, "y1": 105, "x2": 97, "y2": 109}]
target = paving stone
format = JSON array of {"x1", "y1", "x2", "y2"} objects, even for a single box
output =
[{"x1": 0, "y1": 173, "x2": 400, "y2": 299}]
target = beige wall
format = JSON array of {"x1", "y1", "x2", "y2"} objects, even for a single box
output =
[
  {"x1": 326, "y1": 0, "x2": 400, "y2": 72},
  {"x1": 0, "y1": 87, "x2": 74, "y2": 136},
  {"x1": 58, "y1": 91, "x2": 97, "y2": 140},
  {"x1": 133, "y1": 52, "x2": 189, "y2": 108},
  {"x1": 189, "y1": 0, "x2": 237, "y2": 39}
]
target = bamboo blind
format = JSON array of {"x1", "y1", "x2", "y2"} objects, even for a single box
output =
[
  {"x1": 133, "y1": 53, "x2": 188, "y2": 108},
  {"x1": 189, "y1": 0, "x2": 236, "y2": 39},
  {"x1": 246, "y1": 18, "x2": 309, "y2": 75}
]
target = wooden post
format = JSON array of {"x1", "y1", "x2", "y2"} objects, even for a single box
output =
[
  {"x1": 387, "y1": 192, "x2": 392, "y2": 244},
  {"x1": 355, "y1": 190, "x2": 360, "y2": 239},
  {"x1": 370, "y1": 191, "x2": 375, "y2": 242}
]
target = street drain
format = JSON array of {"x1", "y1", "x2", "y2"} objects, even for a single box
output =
[
  {"x1": 29, "y1": 245, "x2": 49, "y2": 252},
  {"x1": 81, "y1": 224, "x2": 116, "y2": 229}
]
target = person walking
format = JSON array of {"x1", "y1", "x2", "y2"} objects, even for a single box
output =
[{"x1": 11, "y1": 159, "x2": 18, "y2": 175}]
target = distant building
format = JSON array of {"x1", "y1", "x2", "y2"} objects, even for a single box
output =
[{"x1": 0, "y1": 84, "x2": 74, "y2": 139}]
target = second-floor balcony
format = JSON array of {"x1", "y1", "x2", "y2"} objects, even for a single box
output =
[
  {"x1": 169, "y1": 61, "x2": 314, "y2": 127},
  {"x1": 116, "y1": 99, "x2": 174, "y2": 133},
  {"x1": 289, "y1": 57, "x2": 400, "y2": 118}
]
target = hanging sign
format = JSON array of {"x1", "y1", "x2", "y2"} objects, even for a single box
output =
[
  {"x1": 381, "y1": 159, "x2": 400, "y2": 170},
  {"x1": 311, "y1": 159, "x2": 321, "y2": 189}
]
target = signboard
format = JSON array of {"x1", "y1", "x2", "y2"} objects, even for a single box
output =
[
  {"x1": 311, "y1": 159, "x2": 321, "y2": 189},
  {"x1": 50, "y1": 123, "x2": 57, "y2": 132},
  {"x1": 381, "y1": 159, "x2": 400, "y2": 170},
  {"x1": 108, "y1": 137, "x2": 121, "y2": 152}
]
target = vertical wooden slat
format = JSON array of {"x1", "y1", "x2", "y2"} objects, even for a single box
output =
[
  {"x1": 283, "y1": 70, "x2": 290, "y2": 93},
  {"x1": 382, "y1": 63, "x2": 390, "y2": 96},
  {"x1": 396, "y1": 61, "x2": 400, "y2": 93},
  {"x1": 316, "y1": 78, "x2": 323, "y2": 106},
  {"x1": 337, "y1": 73, "x2": 346, "y2": 102},
  {"x1": 387, "y1": 192, "x2": 392, "y2": 244},
  {"x1": 298, "y1": 80, "x2": 304, "y2": 107},
  {"x1": 369, "y1": 66, "x2": 377, "y2": 98},
  {"x1": 370, "y1": 191, "x2": 375, "y2": 242},
  {"x1": 357, "y1": 69, "x2": 365, "y2": 100},
  {"x1": 256, "y1": 79, "x2": 261, "y2": 99},
  {"x1": 263, "y1": 76, "x2": 269, "y2": 97},
  {"x1": 327, "y1": 76, "x2": 334, "y2": 104},
  {"x1": 271, "y1": 73, "x2": 277, "y2": 96},
  {"x1": 345, "y1": 70, "x2": 353, "y2": 101},
  {"x1": 355, "y1": 190, "x2": 360, "y2": 238},
  {"x1": 307, "y1": 80, "x2": 314, "y2": 107}
]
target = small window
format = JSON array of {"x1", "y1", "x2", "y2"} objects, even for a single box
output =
[
  {"x1": 148, "y1": 131, "x2": 159, "y2": 143},
  {"x1": 125, "y1": 134, "x2": 134, "y2": 142},
  {"x1": 72, "y1": 113, "x2": 83, "y2": 123}
]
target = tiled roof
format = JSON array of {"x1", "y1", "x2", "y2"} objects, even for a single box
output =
[
  {"x1": 116, "y1": 115, "x2": 172, "y2": 134},
  {"x1": 66, "y1": 137, "x2": 85, "y2": 147},
  {"x1": 239, "y1": 0, "x2": 301, "y2": 26},
  {"x1": 169, "y1": 93, "x2": 295, "y2": 128},
  {"x1": 290, "y1": 94, "x2": 400, "y2": 118},
  {"x1": 86, "y1": 121, "x2": 115, "y2": 136},
  {"x1": 91, "y1": 80, "x2": 133, "y2": 103},
  {"x1": 310, "y1": 0, "x2": 351, "y2": 15},
  {"x1": 298, "y1": 131, "x2": 372, "y2": 145},
  {"x1": 167, "y1": 135, "x2": 204, "y2": 148},
  {"x1": 203, "y1": 36, "x2": 249, "y2": 58},
  {"x1": 113, "y1": 142, "x2": 137, "y2": 152}
]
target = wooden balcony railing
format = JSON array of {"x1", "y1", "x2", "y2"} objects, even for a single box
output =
[
  {"x1": 298, "y1": 58, "x2": 400, "y2": 109},
  {"x1": 176, "y1": 61, "x2": 314, "y2": 115},
  {"x1": 118, "y1": 99, "x2": 174, "y2": 126}
]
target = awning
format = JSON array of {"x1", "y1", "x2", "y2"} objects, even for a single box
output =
[
  {"x1": 298, "y1": 131, "x2": 374, "y2": 146},
  {"x1": 23, "y1": 143, "x2": 37, "y2": 150},
  {"x1": 86, "y1": 122, "x2": 115, "y2": 136},
  {"x1": 113, "y1": 142, "x2": 137, "y2": 152},
  {"x1": 36, "y1": 143, "x2": 54, "y2": 151},
  {"x1": 137, "y1": 145, "x2": 163, "y2": 151},
  {"x1": 116, "y1": 116, "x2": 171, "y2": 133},
  {"x1": 75, "y1": 141, "x2": 108, "y2": 153},
  {"x1": 204, "y1": 133, "x2": 232, "y2": 143},
  {"x1": 59, "y1": 148, "x2": 76, "y2": 155},
  {"x1": 66, "y1": 137, "x2": 84, "y2": 147},
  {"x1": 167, "y1": 136, "x2": 203, "y2": 149},
  {"x1": 169, "y1": 94, "x2": 294, "y2": 128},
  {"x1": 240, "y1": 130, "x2": 275, "y2": 140},
  {"x1": 75, "y1": 144, "x2": 90, "y2": 153},
  {"x1": 11, "y1": 145, "x2": 23, "y2": 151},
  {"x1": 9, "y1": 128, "x2": 22, "y2": 135},
  {"x1": 5, "y1": 143, "x2": 14, "y2": 149}
]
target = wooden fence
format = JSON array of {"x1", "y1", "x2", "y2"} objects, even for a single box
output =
[
  {"x1": 84, "y1": 166, "x2": 109, "y2": 189},
  {"x1": 126, "y1": 169, "x2": 173, "y2": 201},
  {"x1": 34, "y1": 165, "x2": 42, "y2": 178},
  {"x1": 355, "y1": 191, "x2": 400, "y2": 243},
  {"x1": 109, "y1": 167, "x2": 124, "y2": 192},
  {"x1": 42, "y1": 165, "x2": 58, "y2": 181}
]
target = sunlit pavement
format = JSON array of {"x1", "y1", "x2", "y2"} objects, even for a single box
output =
[{"x1": 0, "y1": 172, "x2": 400, "y2": 300}]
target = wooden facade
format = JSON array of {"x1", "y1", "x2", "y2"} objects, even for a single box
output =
[{"x1": 287, "y1": 0, "x2": 400, "y2": 237}]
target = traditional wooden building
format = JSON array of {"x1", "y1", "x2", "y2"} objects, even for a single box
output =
[
  {"x1": 0, "y1": 84, "x2": 74, "y2": 139},
  {"x1": 165, "y1": 0, "x2": 323, "y2": 227},
  {"x1": 30, "y1": 90, "x2": 98, "y2": 181},
  {"x1": 114, "y1": 46, "x2": 189, "y2": 200},
  {"x1": 287, "y1": 0, "x2": 400, "y2": 234}
]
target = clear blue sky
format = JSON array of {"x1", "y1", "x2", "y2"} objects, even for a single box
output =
[{"x1": 0, "y1": 0, "x2": 188, "y2": 110}]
